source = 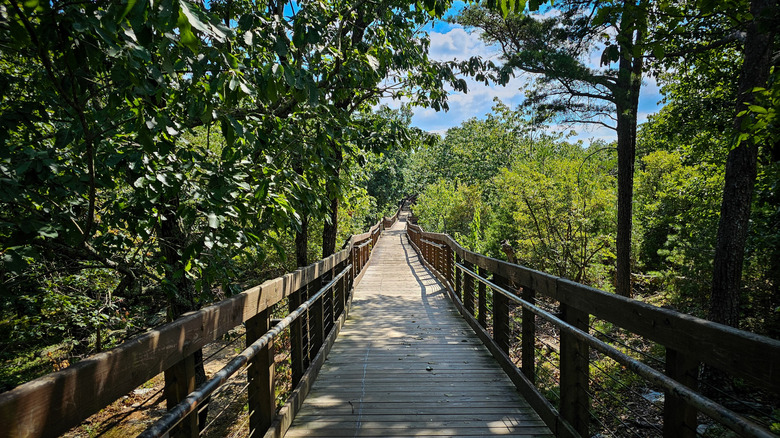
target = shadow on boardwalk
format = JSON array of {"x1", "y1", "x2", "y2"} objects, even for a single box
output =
[{"x1": 285, "y1": 218, "x2": 552, "y2": 437}]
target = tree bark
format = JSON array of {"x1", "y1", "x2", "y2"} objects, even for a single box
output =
[
  {"x1": 293, "y1": 160, "x2": 309, "y2": 268},
  {"x1": 709, "y1": 0, "x2": 776, "y2": 327},
  {"x1": 614, "y1": 105, "x2": 636, "y2": 298},
  {"x1": 614, "y1": 4, "x2": 645, "y2": 298},
  {"x1": 158, "y1": 196, "x2": 209, "y2": 431},
  {"x1": 322, "y1": 197, "x2": 338, "y2": 258},
  {"x1": 322, "y1": 146, "x2": 343, "y2": 258},
  {"x1": 296, "y1": 216, "x2": 309, "y2": 268}
]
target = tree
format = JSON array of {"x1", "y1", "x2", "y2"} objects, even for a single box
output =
[
  {"x1": 0, "y1": 0, "x2": 465, "y2": 400},
  {"x1": 709, "y1": 0, "x2": 778, "y2": 327},
  {"x1": 636, "y1": 0, "x2": 779, "y2": 330},
  {"x1": 456, "y1": 0, "x2": 652, "y2": 296}
]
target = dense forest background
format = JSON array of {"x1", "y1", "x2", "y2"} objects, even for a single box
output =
[{"x1": 1, "y1": 0, "x2": 778, "y2": 394}]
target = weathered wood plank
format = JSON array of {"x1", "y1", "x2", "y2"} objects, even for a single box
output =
[
  {"x1": 415, "y1": 227, "x2": 780, "y2": 390},
  {"x1": 285, "y1": 219, "x2": 550, "y2": 438},
  {"x1": 0, "y1": 248, "x2": 351, "y2": 438}
]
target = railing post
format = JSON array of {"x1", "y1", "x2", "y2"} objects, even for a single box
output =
[
  {"x1": 350, "y1": 242, "x2": 357, "y2": 280},
  {"x1": 521, "y1": 287, "x2": 536, "y2": 383},
  {"x1": 464, "y1": 260, "x2": 475, "y2": 316},
  {"x1": 326, "y1": 268, "x2": 335, "y2": 332},
  {"x1": 340, "y1": 261, "x2": 348, "y2": 315},
  {"x1": 477, "y1": 267, "x2": 487, "y2": 328},
  {"x1": 434, "y1": 241, "x2": 440, "y2": 272},
  {"x1": 455, "y1": 254, "x2": 463, "y2": 302},
  {"x1": 310, "y1": 274, "x2": 325, "y2": 354},
  {"x1": 163, "y1": 354, "x2": 198, "y2": 438},
  {"x1": 447, "y1": 245, "x2": 454, "y2": 289},
  {"x1": 560, "y1": 303, "x2": 590, "y2": 437},
  {"x1": 664, "y1": 349, "x2": 698, "y2": 438},
  {"x1": 289, "y1": 286, "x2": 305, "y2": 387},
  {"x1": 246, "y1": 308, "x2": 275, "y2": 434},
  {"x1": 493, "y1": 275, "x2": 511, "y2": 354}
]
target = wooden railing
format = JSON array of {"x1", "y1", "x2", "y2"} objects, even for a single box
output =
[
  {"x1": 406, "y1": 222, "x2": 779, "y2": 438},
  {"x1": 0, "y1": 216, "x2": 398, "y2": 438}
]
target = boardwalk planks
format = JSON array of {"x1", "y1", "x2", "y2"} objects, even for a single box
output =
[{"x1": 285, "y1": 220, "x2": 552, "y2": 438}]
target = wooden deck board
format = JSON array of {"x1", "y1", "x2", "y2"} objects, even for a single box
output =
[{"x1": 284, "y1": 218, "x2": 552, "y2": 437}]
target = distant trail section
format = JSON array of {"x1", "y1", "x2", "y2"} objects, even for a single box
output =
[{"x1": 284, "y1": 214, "x2": 552, "y2": 437}]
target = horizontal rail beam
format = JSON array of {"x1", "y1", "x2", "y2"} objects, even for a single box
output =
[
  {"x1": 406, "y1": 223, "x2": 780, "y2": 391},
  {"x1": 0, "y1": 249, "x2": 350, "y2": 438},
  {"x1": 139, "y1": 265, "x2": 352, "y2": 438},
  {"x1": 456, "y1": 262, "x2": 775, "y2": 438}
]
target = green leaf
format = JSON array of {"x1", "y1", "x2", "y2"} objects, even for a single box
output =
[
  {"x1": 747, "y1": 105, "x2": 768, "y2": 114},
  {"x1": 119, "y1": 0, "x2": 138, "y2": 22},
  {"x1": 179, "y1": 0, "x2": 210, "y2": 33},
  {"x1": 207, "y1": 212, "x2": 219, "y2": 228},
  {"x1": 652, "y1": 45, "x2": 665, "y2": 60}
]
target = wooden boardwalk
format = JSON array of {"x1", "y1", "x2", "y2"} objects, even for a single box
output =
[{"x1": 285, "y1": 217, "x2": 552, "y2": 437}]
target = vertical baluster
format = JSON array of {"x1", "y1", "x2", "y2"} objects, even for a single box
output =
[
  {"x1": 310, "y1": 274, "x2": 325, "y2": 354},
  {"x1": 247, "y1": 308, "x2": 275, "y2": 435},
  {"x1": 340, "y1": 261, "x2": 348, "y2": 315},
  {"x1": 447, "y1": 244, "x2": 454, "y2": 289},
  {"x1": 521, "y1": 287, "x2": 536, "y2": 382},
  {"x1": 464, "y1": 260, "x2": 475, "y2": 316},
  {"x1": 455, "y1": 254, "x2": 463, "y2": 302},
  {"x1": 492, "y1": 274, "x2": 510, "y2": 354},
  {"x1": 434, "y1": 241, "x2": 440, "y2": 272},
  {"x1": 664, "y1": 349, "x2": 698, "y2": 438},
  {"x1": 351, "y1": 242, "x2": 357, "y2": 280},
  {"x1": 289, "y1": 286, "x2": 305, "y2": 387},
  {"x1": 163, "y1": 354, "x2": 198, "y2": 438},
  {"x1": 478, "y1": 267, "x2": 487, "y2": 328},
  {"x1": 560, "y1": 303, "x2": 589, "y2": 437},
  {"x1": 326, "y1": 267, "x2": 335, "y2": 332}
]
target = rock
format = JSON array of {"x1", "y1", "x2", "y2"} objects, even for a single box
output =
[{"x1": 642, "y1": 390, "x2": 664, "y2": 404}]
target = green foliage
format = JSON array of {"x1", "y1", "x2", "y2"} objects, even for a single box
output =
[
  {"x1": 414, "y1": 179, "x2": 489, "y2": 251},
  {"x1": 0, "y1": 0, "x2": 459, "y2": 388},
  {"x1": 634, "y1": 150, "x2": 723, "y2": 306},
  {"x1": 492, "y1": 145, "x2": 616, "y2": 287},
  {"x1": 411, "y1": 102, "x2": 617, "y2": 287}
]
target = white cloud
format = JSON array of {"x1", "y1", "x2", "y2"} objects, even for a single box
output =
[
  {"x1": 428, "y1": 26, "x2": 500, "y2": 62},
  {"x1": 383, "y1": 23, "x2": 664, "y2": 146}
]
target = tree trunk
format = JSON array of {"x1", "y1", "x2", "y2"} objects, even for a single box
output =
[
  {"x1": 158, "y1": 196, "x2": 209, "y2": 430},
  {"x1": 322, "y1": 197, "x2": 338, "y2": 258},
  {"x1": 615, "y1": 108, "x2": 635, "y2": 298},
  {"x1": 322, "y1": 145, "x2": 343, "y2": 259},
  {"x1": 613, "y1": 8, "x2": 644, "y2": 297},
  {"x1": 296, "y1": 216, "x2": 309, "y2": 268},
  {"x1": 709, "y1": 0, "x2": 776, "y2": 327}
]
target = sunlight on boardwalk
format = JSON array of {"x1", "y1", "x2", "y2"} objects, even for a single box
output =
[{"x1": 285, "y1": 217, "x2": 552, "y2": 437}]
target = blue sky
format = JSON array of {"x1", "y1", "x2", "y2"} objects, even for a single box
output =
[{"x1": 387, "y1": 4, "x2": 664, "y2": 144}]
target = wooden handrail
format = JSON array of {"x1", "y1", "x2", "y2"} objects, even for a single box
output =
[
  {"x1": 0, "y1": 217, "x2": 389, "y2": 438},
  {"x1": 139, "y1": 265, "x2": 353, "y2": 437},
  {"x1": 406, "y1": 222, "x2": 780, "y2": 438}
]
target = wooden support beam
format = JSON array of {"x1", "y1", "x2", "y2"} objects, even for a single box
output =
[
  {"x1": 664, "y1": 348, "x2": 699, "y2": 438},
  {"x1": 522, "y1": 287, "x2": 536, "y2": 383},
  {"x1": 163, "y1": 354, "x2": 198, "y2": 438},
  {"x1": 493, "y1": 275, "x2": 511, "y2": 354},
  {"x1": 560, "y1": 303, "x2": 589, "y2": 438},
  {"x1": 247, "y1": 308, "x2": 275, "y2": 434},
  {"x1": 464, "y1": 260, "x2": 475, "y2": 316}
]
